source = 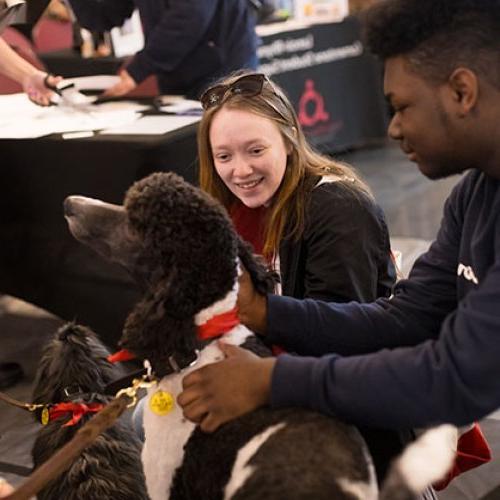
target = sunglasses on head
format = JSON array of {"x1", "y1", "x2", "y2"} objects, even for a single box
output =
[{"x1": 200, "y1": 73, "x2": 269, "y2": 110}]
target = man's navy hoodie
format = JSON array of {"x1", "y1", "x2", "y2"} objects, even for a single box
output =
[
  {"x1": 267, "y1": 170, "x2": 500, "y2": 429},
  {"x1": 68, "y1": 0, "x2": 257, "y2": 97}
]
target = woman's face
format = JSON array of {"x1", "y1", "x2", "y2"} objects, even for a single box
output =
[{"x1": 209, "y1": 107, "x2": 289, "y2": 208}]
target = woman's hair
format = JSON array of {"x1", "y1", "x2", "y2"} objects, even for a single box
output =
[{"x1": 198, "y1": 71, "x2": 372, "y2": 258}]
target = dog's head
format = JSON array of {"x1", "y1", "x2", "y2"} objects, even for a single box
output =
[
  {"x1": 33, "y1": 322, "x2": 121, "y2": 406},
  {"x1": 65, "y1": 172, "x2": 275, "y2": 370}
]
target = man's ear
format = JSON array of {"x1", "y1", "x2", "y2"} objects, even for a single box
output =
[{"x1": 447, "y1": 67, "x2": 478, "y2": 115}]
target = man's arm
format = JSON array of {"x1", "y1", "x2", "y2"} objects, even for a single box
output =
[
  {"x1": 267, "y1": 227, "x2": 459, "y2": 357},
  {"x1": 125, "y1": 1, "x2": 218, "y2": 85},
  {"x1": 272, "y1": 254, "x2": 500, "y2": 429}
]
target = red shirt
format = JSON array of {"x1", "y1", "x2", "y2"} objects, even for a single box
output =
[{"x1": 229, "y1": 203, "x2": 268, "y2": 256}]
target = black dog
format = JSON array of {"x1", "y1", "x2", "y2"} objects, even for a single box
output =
[
  {"x1": 64, "y1": 172, "x2": 454, "y2": 500},
  {"x1": 31, "y1": 322, "x2": 148, "y2": 500}
]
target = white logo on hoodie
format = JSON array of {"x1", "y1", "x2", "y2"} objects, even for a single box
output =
[{"x1": 457, "y1": 263, "x2": 479, "y2": 285}]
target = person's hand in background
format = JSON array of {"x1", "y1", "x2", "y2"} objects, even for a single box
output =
[
  {"x1": 0, "y1": 37, "x2": 62, "y2": 106},
  {"x1": 102, "y1": 69, "x2": 137, "y2": 98},
  {"x1": 23, "y1": 71, "x2": 62, "y2": 106}
]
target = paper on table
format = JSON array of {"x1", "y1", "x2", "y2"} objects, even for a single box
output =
[
  {"x1": 0, "y1": 93, "x2": 147, "y2": 139},
  {"x1": 99, "y1": 115, "x2": 200, "y2": 135},
  {"x1": 157, "y1": 99, "x2": 202, "y2": 115}
]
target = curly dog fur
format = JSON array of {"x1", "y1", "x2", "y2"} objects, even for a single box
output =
[
  {"x1": 64, "y1": 172, "x2": 455, "y2": 500},
  {"x1": 32, "y1": 322, "x2": 148, "y2": 500}
]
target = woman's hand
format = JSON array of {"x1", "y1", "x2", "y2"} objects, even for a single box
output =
[{"x1": 178, "y1": 342, "x2": 275, "y2": 432}]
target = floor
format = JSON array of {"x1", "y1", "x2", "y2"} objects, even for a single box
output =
[{"x1": 1, "y1": 143, "x2": 499, "y2": 499}]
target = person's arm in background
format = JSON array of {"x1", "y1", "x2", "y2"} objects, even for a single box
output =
[
  {"x1": 120, "y1": 1, "x2": 218, "y2": 94},
  {"x1": 0, "y1": 37, "x2": 61, "y2": 105}
]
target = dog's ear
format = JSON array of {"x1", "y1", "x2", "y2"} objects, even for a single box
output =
[{"x1": 237, "y1": 237, "x2": 278, "y2": 295}]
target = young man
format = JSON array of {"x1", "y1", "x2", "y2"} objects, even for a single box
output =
[{"x1": 178, "y1": 0, "x2": 500, "y2": 435}]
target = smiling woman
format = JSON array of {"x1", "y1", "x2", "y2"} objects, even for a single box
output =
[{"x1": 198, "y1": 70, "x2": 396, "y2": 303}]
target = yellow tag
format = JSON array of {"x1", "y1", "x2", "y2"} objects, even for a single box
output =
[
  {"x1": 41, "y1": 406, "x2": 50, "y2": 426},
  {"x1": 149, "y1": 390, "x2": 175, "y2": 416}
]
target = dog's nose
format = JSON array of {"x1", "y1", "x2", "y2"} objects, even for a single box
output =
[{"x1": 63, "y1": 197, "x2": 74, "y2": 217}]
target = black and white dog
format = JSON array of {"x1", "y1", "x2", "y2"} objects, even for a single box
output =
[
  {"x1": 64, "y1": 172, "x2": 455, "y2": 500},
  {"x1": 31, "y1": 322, "x2": 148, "y2": 500}
]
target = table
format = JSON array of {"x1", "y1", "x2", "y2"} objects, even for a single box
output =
[{"x1": 0, "y1": 122, "x2": 198, "y2": 345}]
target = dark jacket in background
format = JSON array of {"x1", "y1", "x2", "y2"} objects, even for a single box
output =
[{"x1": 67, "y1": 0, "x2": 258, "y2": 97}]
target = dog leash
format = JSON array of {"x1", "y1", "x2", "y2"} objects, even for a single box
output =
[
  {"x1": 0, "y1": 390, "x2": 103, "y2": 427},
  {"x1": 2, "y1": 374, "x2": 156, "y2": 500},
  {"x1": 0, "y1": 390, "x2": 44, "y2": 413},
  {"x1": 0, "y1": 462, "x2": 32, "y2": 478}
]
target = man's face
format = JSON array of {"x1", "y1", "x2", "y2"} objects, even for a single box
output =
[{"x1": 384, "y1": 56, "x2": 469, "y2": 180}]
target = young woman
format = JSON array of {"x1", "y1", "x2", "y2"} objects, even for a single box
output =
[{"x1": 198, "y1": 71, "x2": 396, "y2": 304}]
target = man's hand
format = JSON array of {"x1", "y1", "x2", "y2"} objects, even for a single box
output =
[
  {"x1": 23, "y1": 71, "x2": 62, "y2": 106},
  {"x1": 102, "y1": 69, "x2": 137, "y2": 98},
  {"x1": 178, "y1": 342, "x2": 275, "y2": 432},
  {"x1": 237, "y1": 266, "x2": 268, "y2": 335}
]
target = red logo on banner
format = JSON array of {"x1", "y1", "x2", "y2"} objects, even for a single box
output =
[
  {"x1": 298, "y1": 79, "x2": 330, "y2": 127},
  {"x1": 297, "y1": 79, "x2": 342, "y2": 138}
]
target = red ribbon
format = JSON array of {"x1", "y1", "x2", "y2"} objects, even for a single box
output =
[
  {"x1": 48, "y1": 402, "x2": 105, "y2": 427},
  {"x1": 197, "y1": 307, "x2": 240, "y2": 340},
  {"x1": 107, "y1": 349, "x2": 136, "y2": 363},
  {"x1": 433, "y1": 422, "x2": 492, "y2": 490}
]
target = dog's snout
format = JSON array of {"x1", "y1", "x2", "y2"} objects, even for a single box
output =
[{"x1": 64, "y1": 197, "x2": 75, "y2": 217}]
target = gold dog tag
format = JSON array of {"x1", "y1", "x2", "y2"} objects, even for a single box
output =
[
  {"x1": 41, "y1": 406, "x2": 50, "y2": 425},
  {"x1": 149, "y1": 390, "x2": 175, "y2": 416}
]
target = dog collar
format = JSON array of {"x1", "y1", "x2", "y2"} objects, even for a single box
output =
[
  {"x1": 106, "y1": 294, "x2": 240, "y2": 388},
  {"x1": 107, "y1": 305, "x2": 239, "y2": 372},
  {"x1": 105, "y1": 349, "x2": 201, "y2": 389}
]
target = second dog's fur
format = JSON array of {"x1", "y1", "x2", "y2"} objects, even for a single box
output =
[{"x1": 32, "y1": 322, "x2": 148, "y2": 500}]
